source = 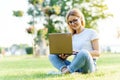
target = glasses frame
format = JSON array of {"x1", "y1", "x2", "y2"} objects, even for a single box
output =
[{"x1": 68, "y1": 18, "x2": 80, "y2": 25}]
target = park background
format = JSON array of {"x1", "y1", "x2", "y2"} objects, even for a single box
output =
[
  {"x1": 0, "y1": 0, "x2": 120, "y2": 80},
  {"x1": 0, "y1": 0, "x2": 120, "y2": 55}
]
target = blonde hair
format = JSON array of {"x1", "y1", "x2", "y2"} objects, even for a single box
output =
[{"x1": 66, "y1": 8, "x2": 85, "y2": 34}]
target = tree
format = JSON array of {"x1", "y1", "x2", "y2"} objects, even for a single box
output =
[
  {"x1": 13, "y1": 0, "x2": 112, "y2": 56},
  {"x1": 117, "y1": 27, "x2": 120, "y2": 39}
]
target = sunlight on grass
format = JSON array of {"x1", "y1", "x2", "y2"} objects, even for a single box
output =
[{"x1": 0, "y1": 53, "x2": 120, "y2": 80}]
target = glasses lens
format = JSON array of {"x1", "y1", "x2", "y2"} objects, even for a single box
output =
[
  {"x1": 69, "y1": 21, "x2": 73, "y2": 24},
  {"x1": 68, "y1": 19, "x2": 79, "y2": 24}
]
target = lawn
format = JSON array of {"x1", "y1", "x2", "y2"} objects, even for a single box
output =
[{"x1": 0, "y1": 53, "x2": 120, "y2": 80}]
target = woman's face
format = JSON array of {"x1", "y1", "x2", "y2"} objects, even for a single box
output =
[{"x1": 67, "y1": 15, "x2": 82, "y2": 30}]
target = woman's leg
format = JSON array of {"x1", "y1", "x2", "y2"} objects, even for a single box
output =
[
  {"x1": 49, "y1": 54, "x2": 71, "y2": 71},
  {"x1": 67, "y1": 49, "x2": 95, "y2": 73}
]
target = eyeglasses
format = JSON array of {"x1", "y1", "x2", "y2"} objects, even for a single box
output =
[{"x1": 68, "y1": 18, "x2": 80, "y2": 25}]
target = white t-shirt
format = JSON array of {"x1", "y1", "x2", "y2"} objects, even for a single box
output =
[{"x1": 72, "y1": 28, "x2": 99, "y2": 52}]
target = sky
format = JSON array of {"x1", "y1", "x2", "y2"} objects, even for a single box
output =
[
  {"x1": 0, "y1": 0, "x2": 120, "y2": 48},
  {"x1": 0, "y1": 0, "x2": 31, "y2": 47},
  {"x1": 99, "y1": 0, "x2": 120, "y2": 46}
]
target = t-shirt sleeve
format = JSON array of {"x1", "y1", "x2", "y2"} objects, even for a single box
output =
[{"x1": 90, "y1": 30, "x2": 99, "y2": 40}]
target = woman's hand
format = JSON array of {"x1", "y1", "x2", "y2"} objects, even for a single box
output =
[
  {"x1": 73, "y1": 51, "x2": 79, "y2": 55},
  {"x1": 59, "y1": 54, "x2": 70, "y2": 60}
]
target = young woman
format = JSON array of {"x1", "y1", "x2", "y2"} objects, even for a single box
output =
[{"x1": 49, "y1": 8, "x2": 100, "y2": 74}]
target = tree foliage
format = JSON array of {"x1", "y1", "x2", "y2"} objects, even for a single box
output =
[
  {"x1": 26, "y1": 0, "x2": 112, "y2": 36},
  {"x1": 13, "y1": 10, "x2": 23, "y2": 17},
  {"x1": 13, "y1": 0, "x2": 112, "y2": 52}
]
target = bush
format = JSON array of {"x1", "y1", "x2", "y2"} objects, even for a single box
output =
[{"x1": 25, "y1": 47, "x2": 33, "y2": 54}]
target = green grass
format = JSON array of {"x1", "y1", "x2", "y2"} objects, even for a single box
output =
[{"x1": 0, "y1": 53, "x2": 120, "y2": 80}]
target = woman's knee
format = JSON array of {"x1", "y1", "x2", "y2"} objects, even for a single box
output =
[
  {"x1": 77, "y1": 49, "x2": 90, "y2": 57},
  {"x1": 49, "y1": 54, "x2": 58, "y2": 60}
]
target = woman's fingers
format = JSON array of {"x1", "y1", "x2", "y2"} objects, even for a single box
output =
[{"x1": 59, "y1": 54, "x2": 69, "y2": 60}]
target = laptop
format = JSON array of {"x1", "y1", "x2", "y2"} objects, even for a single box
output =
[{"x1": 48, "y1": 33, "x2": 73, "y2": 55}]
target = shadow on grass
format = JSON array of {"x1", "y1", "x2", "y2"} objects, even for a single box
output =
[
  {"x1": 1, "y1": 70, "x2": 118, "y2": 80},
  {"x1": 33, "y1": 72, "x2": 63, "y2": 79},
  {"x1": 0, "y1": 72, "x2": 64, "y2": 80},
  {"x1": 1, "y1": 67, "x2": 119, "y2": 80}
]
